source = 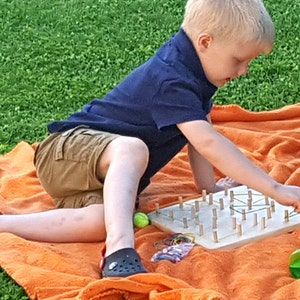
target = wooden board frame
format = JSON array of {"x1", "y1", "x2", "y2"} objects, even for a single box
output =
[{"x1": 148, "y1": 185, "x2": 300, "y2": 249}]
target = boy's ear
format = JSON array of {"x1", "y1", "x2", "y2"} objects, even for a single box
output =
[{"x1": 197, "y1": 34, "x2": 213, "y2": 52}]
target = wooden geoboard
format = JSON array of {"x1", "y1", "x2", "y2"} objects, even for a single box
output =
[{"x1": 148, "y1": 185, "x2": 300, "y2": 249}]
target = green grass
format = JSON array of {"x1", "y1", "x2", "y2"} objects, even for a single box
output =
[{"x1": 0, "y1": 0, "x2": 299, "y2": 298}]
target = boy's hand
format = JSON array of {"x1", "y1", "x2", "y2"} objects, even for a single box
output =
[
  {"x1": 214, "y1": 177, "x2": 240, "y2": 192},
  {"x1": 273, "y1": 184, "x2": 300, "y2": 213}
]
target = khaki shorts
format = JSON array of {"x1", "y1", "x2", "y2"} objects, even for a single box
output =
[{"x1": 34, "y1": 126, "x2": 119, "y2": 208}]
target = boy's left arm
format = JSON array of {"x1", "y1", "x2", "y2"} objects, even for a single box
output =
[
  {"x1": 188, "y1": 114, "x2": 239, "y2": 193},
  {"x1": 188, "y1": 142, "x2": 216, "y2": 193},
  {"x1": 188, "y1": 113, "x2": 216, "y2": 193},
  {"x1": 177, "y1": 118, "x2": 300, "y2": 211}
]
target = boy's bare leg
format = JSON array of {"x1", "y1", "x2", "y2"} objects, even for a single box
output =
[
  {"x1": 97, "y1": 136, "x2": 149, "y2": 257},
  {"x1": 0, "y1": 136, "x2": 148, "y2": 257},
  {"x1": 0, "y1": 204, "x2": 106, "y2": 242}
]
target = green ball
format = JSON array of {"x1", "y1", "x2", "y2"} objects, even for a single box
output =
[
  {"x1": 133, "y1": 212, "x2": 150, "y2": 228},
  {"x1": 289, "y1": 248, "x2": 300, "y2": 278}
]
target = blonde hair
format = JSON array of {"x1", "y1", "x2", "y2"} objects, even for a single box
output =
[{"x1": 182, "y1": 0, "x2": 275, "y2": 44}]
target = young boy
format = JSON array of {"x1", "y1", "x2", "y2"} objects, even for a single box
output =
[{"x1": 2, "y1": 0, "x2": 300, "y2": 278}]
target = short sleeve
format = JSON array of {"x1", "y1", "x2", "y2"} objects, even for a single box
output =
[{"x1": 152, "y1": 79, "x2": 213, "y2": 129}]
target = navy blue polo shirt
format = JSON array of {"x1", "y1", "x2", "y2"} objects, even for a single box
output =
[{"x1": 48, "y1": 28, "x2": 217, "y2": 192}]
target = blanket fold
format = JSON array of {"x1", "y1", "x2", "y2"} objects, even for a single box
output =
[{"x1": 1, "y1": 104, "x2": 300, "y2": 300}]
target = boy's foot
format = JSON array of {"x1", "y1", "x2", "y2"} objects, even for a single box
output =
[{"x1": 100, "y1": 247, "x2": 147, "y2": 278}]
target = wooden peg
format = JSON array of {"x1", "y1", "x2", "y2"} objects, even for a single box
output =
[
  {"x1": 191, "y1": 205, "x2": 196, "y2": 218},
  {"x1": 219, "y1": 198, "x2": 224, "y2": 210},
  {"x1": 253, "y1": 213, "x2": 258, "y2": 226},
  {"x1": 261, "y1": 216, "x2": 266, "y2": 229},
  {"x1": 224, "y1": 186, "x2": 228, "y2": 196},
  {"x1": 213, "y1": 230, "x2": 219, "y2": 243},
  {"x1": 212, "y1": 216, "x2": 217, "y2": 229},
  {"x1": 247, "y1": 198, "x2": 252, "y2": 210},
  {"x1": 168, "y1": 210, "x2": 174, "y2": 221},
  {"x1": 212, "y1": 208, "x2": 217, "y2": 218},
  {"x1": 242, "y1": 209, "x2": 246, "y2": 220},
  {"x1": 247, "y1": 189, "x2": 253, "y2": 200},
  {"x1": 195, "y1": 200, "x2": 200, "y2": 212},
  {"x1": 155, "y1": 203, "x2": 160, "y2": 215},
  {"x1": 230, "y1": 190, "x2": 234, "y2": 202},
  {"x1": 178, "y1": 196, "x2": 183, "y2": 209},
  {"x1": 202, "y1": 189, "x2": 207, "y2": 201},
  {"x1": 199, "y1": 224, "x2": 204, "y2": 236},
  {"x1": 230, "y1": 204, "x2": 235, "y2": 215},
  {"x1": 232, "y1": 216, "x2": 237, "y2": 229},
  {"x1": 237, "y1": 223, "x2": 242, "y2": 236},
  {"x1": 264, "y1": 195, "x2": 269, "y2": 205},
  {"x1": 209, "y1": 193, "x2": 213, "y2": 205},
  {"x1": 284, "y1": 210, "x2": 289, "y2": 222},
  {"x1": 183, "y1": 217, "x2": 188, "y2": 228},
  {"x1": 267, "y1": 207, "x2": 272, "y2": 219},
  {"x1": 270, "y1": 200, "x2": 275, "y2": 212}
]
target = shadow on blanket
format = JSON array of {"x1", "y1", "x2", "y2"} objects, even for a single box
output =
[{"x1": 1, "y1": 104, "x2": 300, "y2": 300}]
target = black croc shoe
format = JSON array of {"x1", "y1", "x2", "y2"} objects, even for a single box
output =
[{"x1": 100, "y1": 247, "x2": 147, "y2": 278}]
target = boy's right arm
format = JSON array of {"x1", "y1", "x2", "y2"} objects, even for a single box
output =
[{"x1": 177, "y1": 119, "x2": 300, "y2": 211}]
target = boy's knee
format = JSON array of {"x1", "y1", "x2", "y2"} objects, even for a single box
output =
[
  {"x1": 117, "y1": 136, "x2": 149, "y2": 164},
  {"x1": 97, "y1": 136, "x2": 149, "y2": 180}
]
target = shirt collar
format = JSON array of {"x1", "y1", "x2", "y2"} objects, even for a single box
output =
[{"x1": 172, "y1": 28, "x2": 217, "y2": 94}]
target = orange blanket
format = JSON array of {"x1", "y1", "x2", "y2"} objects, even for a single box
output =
[{"x1": 1, "y1": 104, "x2": 300, "y2": 300}]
